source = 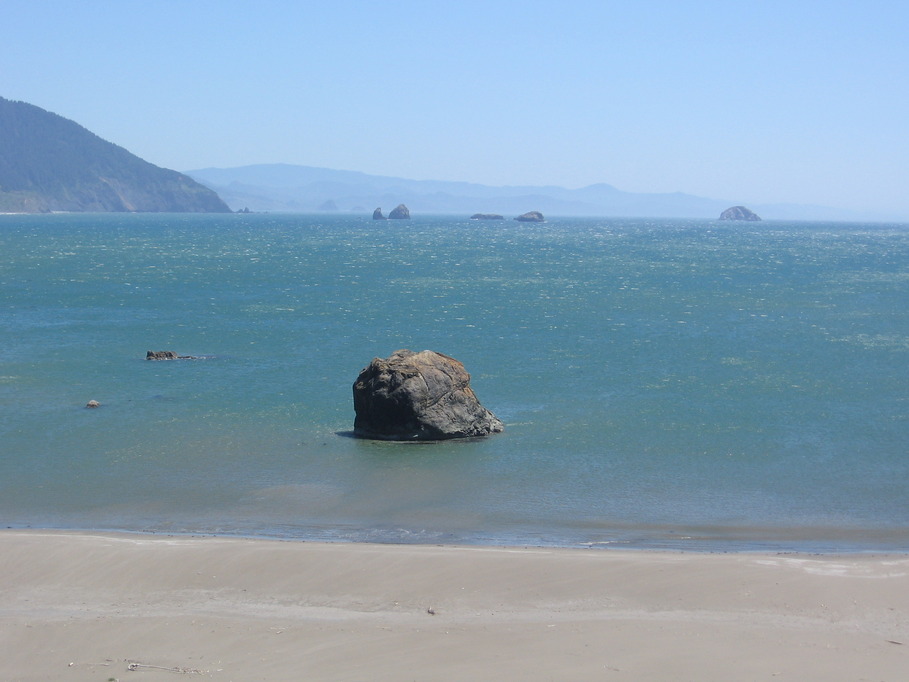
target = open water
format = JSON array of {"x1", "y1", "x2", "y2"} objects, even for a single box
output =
[{"x1": 2, "y1": 213, "x2": 908, "y2": 552}]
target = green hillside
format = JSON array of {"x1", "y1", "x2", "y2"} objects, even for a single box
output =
[{"x1": 0, "y1": 97, "x2": 230, "y2": 213}]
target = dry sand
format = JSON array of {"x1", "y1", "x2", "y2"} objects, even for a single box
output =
[{"x1": 1, "y1": 531, "x2": 907, "y2": 681}]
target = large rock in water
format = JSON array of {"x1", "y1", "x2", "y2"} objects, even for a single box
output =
[
  {"x1": 353, "y1": 349, "x2": 504, "y2": 440},
  {"x1": 719, "y1": 205, "x2": 761, "y2": 221},
  {"x1": 514, "y1": 211, "x2": 545, "y2": 222},
  {"x1": 372, "y1": 207, "x2": 386, "y2": 219}
]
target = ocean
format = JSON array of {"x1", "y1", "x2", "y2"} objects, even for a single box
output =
[{"x1": 2, "y1": 212, "x2": 908, "y2": 552}]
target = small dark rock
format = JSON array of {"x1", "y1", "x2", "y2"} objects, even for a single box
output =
[
  {"x1": 470, "y1": 213, "x2": 504, "y2": 220},
  {"x1": 146, "y1": 350, "x2": 198, "y2": 360},
  {"x1": 147, "y1": 350, "x2": 179, "y2": 360},
  {"x1": 85, "y1": 400, "x2": 101, "y2": 409},
  {"x1": 514, "y1": 211, "x2": 545, "y2": 222}
]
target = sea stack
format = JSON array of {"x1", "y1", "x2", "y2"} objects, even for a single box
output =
[
  {"x1": 372, "y1": 207, "x2": 386, "y2": 220},
  {"x1": 352, "y1": 349, "x2": 504, "y2": 440},
  {"x1": 388, "y1": 204, "x2": 411, "y2": 219},
  {"x1": 719, "y1": 206, "x2": 761, "y2": 221}
]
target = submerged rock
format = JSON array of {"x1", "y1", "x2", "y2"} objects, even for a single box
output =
[
  {"x1": 352, "y1": 349, "x2": 504, "y2": 440},
  {"x1": 388, "y1": 204, "x2": 411, "y2": 219},
  {"x1": 514, "y1": 211, "x2": 545, "y2": 222},
  {"x1": 85, "y1": 400, "x2": 100, "y2": 409},
  {"x1": 719, "y1": 206, "x2": 761, "y2": 221}
]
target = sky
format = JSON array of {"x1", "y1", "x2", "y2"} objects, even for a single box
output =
[{"x1": 3, "y1": 1, "x2": 908, "y2": 218}]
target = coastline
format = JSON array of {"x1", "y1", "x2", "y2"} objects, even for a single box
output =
[
  {"x1": 7, "y1": 517, "x2": 909, "y2": 554},
  {"x1": 2, "y1": 530, "x2": 907, "y2": 681}
]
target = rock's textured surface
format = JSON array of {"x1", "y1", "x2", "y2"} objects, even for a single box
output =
[
  {"x1": 515, "y1": 211, "x2": 545, "y2": 222},
  {"x1": 353, "y1": 349, "x2": 504, "y2": 440},
  {"x1": 719, "y1": 206, "x2": 761, "y2": 221},
  {"x1": 388, "y1": 204, "x2": 411, "y2": 219}
]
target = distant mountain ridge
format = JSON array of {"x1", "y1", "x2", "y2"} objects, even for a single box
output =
[
  {"x1": 186, "y1": 163, "x2": 860, "y2": 221},
  {"x1": 0, "y1": 97, "x2": 230, "y2": 213}
]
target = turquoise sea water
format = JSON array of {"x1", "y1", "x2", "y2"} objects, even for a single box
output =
[{"x1": 2, "y1": 213, "x2": 908, "y2": 552}]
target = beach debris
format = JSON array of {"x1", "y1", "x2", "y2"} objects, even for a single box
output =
[
  {"x1": 352, "y1": 349, "x2": 504, "y2": 440},
  {"x1": 427, "y1": 606, "x2": 436, "y2": 615},
  {"x1": 85, "y1": 400, "x2": 101, "y2": 408},
  {"x1": 126, "y1": 661, "x2": 205, "y2": 674}
]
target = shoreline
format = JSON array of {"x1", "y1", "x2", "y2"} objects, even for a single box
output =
[
  {"x1": 3, "y1": 530, "x2": 908, "y2": 681},
  {"x1": 6, "y1": 521, "x2": 909, "y2": 555}
]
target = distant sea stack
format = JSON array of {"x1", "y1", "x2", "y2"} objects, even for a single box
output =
[
  {"x1": 372, "y1": 207, "x2": 387, "y2": 219},
  {"x1": 388, "y1": 204, "x2": 411, "y2": 219},
  {"x1": 719, "y1": 206, "x2": 761, "y2": 221},
  {"x1": 515, "y1": 211, "x2": 545, "y2": 222},
  {"x1": 470, "y1": 213, "x2": 504, "y2": 220},
  {"x1": 0, "y1": 96, "x2": 230, "y2": 213}
]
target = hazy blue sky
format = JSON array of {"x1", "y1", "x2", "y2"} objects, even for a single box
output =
[{"x1": 3, "y1": 1, "x2": 908, "y2": 216}]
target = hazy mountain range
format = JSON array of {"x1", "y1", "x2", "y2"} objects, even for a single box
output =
[
  {"x1": 0, "y1": 97, "x2": 229, "y2": 213},
  {"x1": 0, "y1": 95, "x2": 882, "y2": 220},
  {"x1": 186, "y1": 163, "x2": 865, "y2": 221}
]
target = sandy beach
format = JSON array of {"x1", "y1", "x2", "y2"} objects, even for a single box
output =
[{"x1": 1, "y1": 531, "x2": 907, "y2": 681}]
